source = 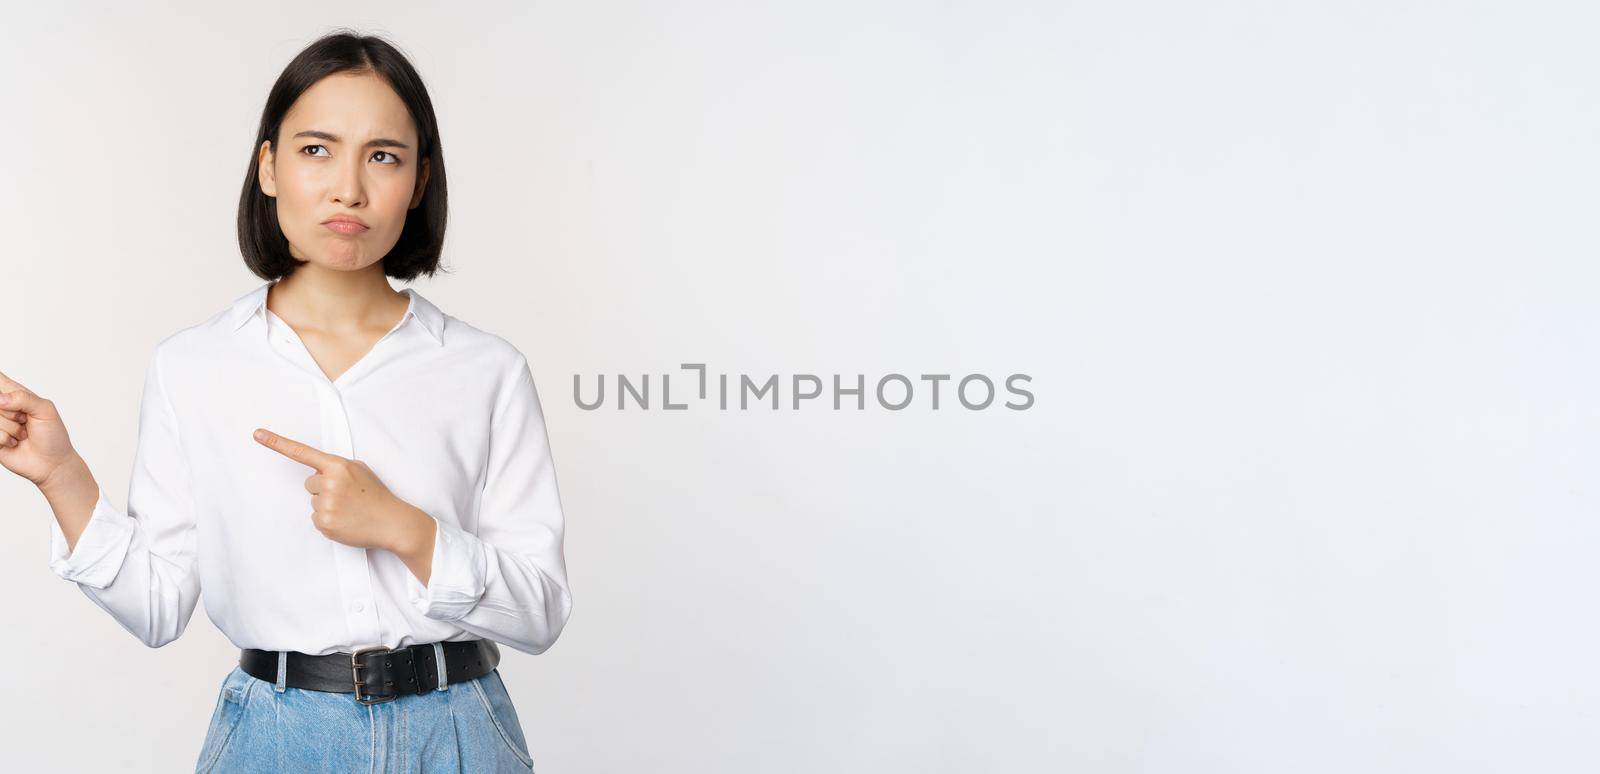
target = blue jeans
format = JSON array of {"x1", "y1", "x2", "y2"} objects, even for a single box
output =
[{"x1": 195, "y1": 662, "x2": 537, "y2": 772}]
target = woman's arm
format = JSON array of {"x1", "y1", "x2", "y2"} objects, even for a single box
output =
[
  {"x1": 1, "y1": 347, "x2": 203, "y2": 648},
  {"x1": 402, "y1": 354, "x2": 574, "y2": 656},
  {"x1": 0, "y1": 373, "x2": 95, "y2": 547},
  {"x1": 37, "y1": 453, "x2": 97, "y2": 551}
]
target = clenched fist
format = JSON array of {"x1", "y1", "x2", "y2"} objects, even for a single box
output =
[{"x1": 253, "y1": 427, "x2": 433, "y2": 560}]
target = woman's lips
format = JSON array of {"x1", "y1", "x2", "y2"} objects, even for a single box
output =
[{"x1": 324, "y1": 221, "x2": 368, "y2": 235}]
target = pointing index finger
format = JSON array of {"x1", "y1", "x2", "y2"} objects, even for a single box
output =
[
  {"x1": 0, "y1": 369, "x2": 26, "y2": 392},
  {"x1": 253, "y1": 428, "x2": 340, "y2": 471}
]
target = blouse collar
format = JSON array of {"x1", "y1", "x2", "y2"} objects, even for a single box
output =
[{"x1": 224, "y1": 281, "x2": 445, "y2": 346}]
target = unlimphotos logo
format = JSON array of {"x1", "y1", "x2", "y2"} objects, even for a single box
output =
[{"x1": 574, "y1": 364, "x2": 1034, "y2": 411}]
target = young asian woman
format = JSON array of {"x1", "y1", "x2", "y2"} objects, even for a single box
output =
[{"x1": 0, "y1": 30, "x2": 571, "y2": 773}]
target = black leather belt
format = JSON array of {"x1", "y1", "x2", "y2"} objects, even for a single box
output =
[{"x1": 239, "y1": 639, "x2": 500, "y2": 705}]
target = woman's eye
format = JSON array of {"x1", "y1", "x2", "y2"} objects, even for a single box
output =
[{"x1": 299, "y1": 145, "x2": 399, "y2": 165}]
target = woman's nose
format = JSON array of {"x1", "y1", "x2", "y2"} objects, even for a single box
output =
[{"x1": 331, "y1": 157, "x2": 367, "y2": 206}]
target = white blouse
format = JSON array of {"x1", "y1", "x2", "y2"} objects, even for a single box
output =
[{"x1": 47, "y1": 281, "x2": 573, "y2": 656}]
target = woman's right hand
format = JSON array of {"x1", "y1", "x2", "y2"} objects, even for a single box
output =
[{"x1": 0, "y1": 370, "x2": 83, "y2": 489}]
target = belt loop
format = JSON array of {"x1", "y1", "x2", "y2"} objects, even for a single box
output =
[
  {"x1": 433, "y1": 642, "x2": 449, "y2": 690},
  {"x1": 274, "y1": 651, "x2": 288, "y2": 693}
]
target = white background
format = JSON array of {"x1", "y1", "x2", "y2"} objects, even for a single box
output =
[{"x1": 1, "y1": 1, "x2": 1594, "y2": 771}]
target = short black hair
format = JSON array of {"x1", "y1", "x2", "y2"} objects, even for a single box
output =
[{"x1": 237, "y1": 29, "x2": 450, "y2": 282}]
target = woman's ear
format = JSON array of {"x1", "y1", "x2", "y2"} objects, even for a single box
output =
[
  {"x1": 257, "y1": 140, "x2": 277, "y2": 198},
  {"x1": 409, "y1": 157, "x2": 430, "y2": 209}
]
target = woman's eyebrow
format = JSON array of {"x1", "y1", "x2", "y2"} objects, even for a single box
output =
[{"x1": 291, "y1": 129, "x2": 411, "y2": 150}]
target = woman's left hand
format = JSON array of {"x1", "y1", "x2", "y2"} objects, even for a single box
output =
[{"x1": 251, "y1": 427, "x2": 430, "y2": 554}]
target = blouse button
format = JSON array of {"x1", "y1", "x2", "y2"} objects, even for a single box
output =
[{"x1": 351, "y1": 600, "x2": 367, "y2": 613}]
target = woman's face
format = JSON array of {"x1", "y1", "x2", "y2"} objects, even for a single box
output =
[{"x1": 257, "y1": 71, "x2": 430, "y2": 272}]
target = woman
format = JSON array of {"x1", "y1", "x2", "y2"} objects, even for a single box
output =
[{"x1": 0, "y1": 30, "x2": 571, "y2": 772}]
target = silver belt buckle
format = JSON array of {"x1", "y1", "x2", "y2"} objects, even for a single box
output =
[{"x1": 351, "y1": 645, "x2": 398, "y2": 705}]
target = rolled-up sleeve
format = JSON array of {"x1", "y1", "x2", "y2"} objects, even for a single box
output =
[
  {"x1": 406, "y1": 354, "x2": 573, "y2": 655},
  {"x1": 48, "y1": 491, "x2": 136, "y2": 588},
  {"x1": 46, "y1": 344, "x2": 202, "y2": 648}
]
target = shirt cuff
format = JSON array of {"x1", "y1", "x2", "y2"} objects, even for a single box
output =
[
  {"x1": 48, "y1": 490, "x2": 136, "y2": 589},
  {"x1": 407, "y1": 518, "x2": 489, "y2": 621}
]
